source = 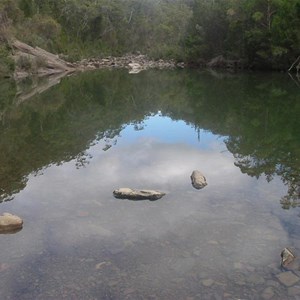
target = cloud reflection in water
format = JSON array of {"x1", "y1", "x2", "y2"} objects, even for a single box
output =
[{"x1": 0, "y1": 115, "x2": 291, "y2": 298}]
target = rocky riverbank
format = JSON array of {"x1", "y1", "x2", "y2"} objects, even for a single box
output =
[
  {"x1": 75, "y1": 54, "x2": 184, "y2": 73},
  {"x1": 11, "y1": 40, "x2": 184, "y2": 80}
]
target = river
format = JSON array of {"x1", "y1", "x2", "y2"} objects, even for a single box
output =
[{"x1": 0, "y1": 69, "x2": 299, "y2": 299}]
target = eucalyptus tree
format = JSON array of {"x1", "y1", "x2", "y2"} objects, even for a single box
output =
[{"x1": 241, "y1": 0, "x2": 300, "y2": 68}]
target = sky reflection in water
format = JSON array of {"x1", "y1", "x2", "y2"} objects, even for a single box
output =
[
  {"x1": 119, "y1": 114, "x2": 222, "y2": 148},
  {"x1": 1, "y1": 113, "x2": 299, "y2": 299}
]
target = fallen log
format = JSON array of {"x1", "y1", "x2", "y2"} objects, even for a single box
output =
[{"x1": 12, "y1": 40, "x2": 75, "y2": 77}]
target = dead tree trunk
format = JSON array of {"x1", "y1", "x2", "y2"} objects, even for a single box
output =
[{"x1": 288, "y1": 56, "x2": 300, "y2": 74}]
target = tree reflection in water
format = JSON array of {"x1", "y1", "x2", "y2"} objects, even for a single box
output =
[{"x1": 0, "y1": 70, "x2": 299, "y2": 206}]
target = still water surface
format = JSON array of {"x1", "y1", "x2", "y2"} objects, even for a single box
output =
[{"x1": 0, "y1": 70, "x2": 299, "y2": 299}]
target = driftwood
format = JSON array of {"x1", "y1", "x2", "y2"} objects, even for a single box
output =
[
  {"x1": 288, "y1": 56, "x2": 300, "y2": 73},
  {"x1": 113, "y1": 188, "x2": 165, "y2": 201},
  {"x1": 12, "y1": 40, "x2": 75, "y2": 77}
]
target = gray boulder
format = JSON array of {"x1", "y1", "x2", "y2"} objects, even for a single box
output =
[
  {"x1": 191, "y1": 170, "x2": 207, "y2": 189},
  {"x1": 113, "y1": 188, "x2": 165, "y2": 201}
]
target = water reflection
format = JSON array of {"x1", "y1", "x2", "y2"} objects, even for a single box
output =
[
  {"x1": 0, "y1": 121, "x2": 295, "y2": 299},
  {"x1": 0, "y1": 227, "x2": 23, "y2": 235},
  {"x1": 0, "y1": 70, "x2": 299, "y2": 206},
  {"x1": 0, "y1": 69, "x2": 300, "y2": 298}
]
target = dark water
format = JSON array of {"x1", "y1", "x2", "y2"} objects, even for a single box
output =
[{"x1": 0, "y1": 69, "x2": 299, "y2": 299}]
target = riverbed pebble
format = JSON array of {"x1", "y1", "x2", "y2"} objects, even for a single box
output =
[
  {"x1": 276, "y1": 271, "x2": 300, "y2": 286},
  {"x1": 261, "y1": 287, "x2": 274, "y2": 300},
  {"x1": 246, "y1": 273, "x2": 265, "y2": 285},
  {"x1": 288, "y1": 285, "x2": 300, "y2": 296},
  {"x1": 202, "y1": 279, "x2": 214, "y2": 287}
]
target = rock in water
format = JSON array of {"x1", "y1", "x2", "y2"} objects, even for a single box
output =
[
  {"x1": 113, "y1": 188, "x2": 165, "y2": 201},
  {"x1": 0, "y1": 213, "x2": 23, "y2": 233},
  {"x1": 281, "y1": 248, "x2": 296, "y2": 267},
  {"x1": 281, "y1": 248, "x2": 296, "y2": 268},
  {"x1": 190, "y1": 170, "x2": 207, "y2": 189},
  {"x1": 276, "y1": 271, "x2": 300, "y2": 287},
  {"x1": 128, "y1": 63, "x2": 143, "y2": 74}
]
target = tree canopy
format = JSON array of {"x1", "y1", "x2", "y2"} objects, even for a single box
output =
[{"x1": 0, "y1": 0, "x2": 299, "y2": 71}]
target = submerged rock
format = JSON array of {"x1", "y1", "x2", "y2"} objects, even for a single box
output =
[
  {"x1": 288, "y1": 286, "x2": 300, "y2": 296},
  {"x1": 191, "y1": 170, "x2": 207, "y2": 189},
  {"x1": 113, "y1": 188, "x2": 165, "y2": 201},
  {"x1": 0, "y1": 213, "x2": 23, "y2": 233},
  {"x1": 276, "y1": 271, "x2": 300, "y2": 287},
  {"x1": 261, "y1": 287, "x2": 275, "y2": 300},
  {"x1": 202, "y1": 278, "x2": 214, "y2": 287}
]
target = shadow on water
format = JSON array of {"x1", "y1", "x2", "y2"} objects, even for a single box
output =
[{"x1": 0, "y1": 69, "x2": 299, "y2": 207}]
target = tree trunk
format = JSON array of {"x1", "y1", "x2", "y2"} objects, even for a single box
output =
[{"x1": 288, "y1": 56, "x2": 300, "y2": 73}]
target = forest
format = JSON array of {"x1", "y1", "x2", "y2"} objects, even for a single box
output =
[{"x1": 0, "y1": 0, "x2": 300, "y2": 76}]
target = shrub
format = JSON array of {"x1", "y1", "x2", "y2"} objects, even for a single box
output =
[
  {"x1": 16, "y1": 15, "x2": 61, "y2": 53},
  {"x1": 32, "y1": 15, "x2": 61, "y2": 41},
  {"x1": 35, "y1": 56, "x2": 46, "y2": 68},
  {"x1": 0, "y1": 43, "x2": 14, "y2": 76},
  {"x1": 16, "y1": 55, "x2": 32, "y2": 71}
]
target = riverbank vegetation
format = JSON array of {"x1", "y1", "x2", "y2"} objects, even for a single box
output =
[{"x1": 0, "y1": 0, "x2": 300, "y2": 76}]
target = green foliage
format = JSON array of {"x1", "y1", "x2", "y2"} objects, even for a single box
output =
[
  {"x1": 15, "y1": 14, "x2": 61, "y2": 52},
  {"x1": 13, "y1": 0, "x2": 193, "y2": 60},
  {"x1": 0, "y1": 42, "x2": 14, "y2": 76},
  {"x1": 0, "y1": 0, "x2": 23, "y2": 43},
  {"x1": 0, "y1": 0, "x2": 298, "y2": 70},
  {"x1": 185, "y1": 0, "x2": 230, "y2": 60},
  {"x1": 252, "y1": 11, "x2": 264, "y2": 22},
  {"x1": 15, "y1": 53, "x2": 46, "y2": 73},
  {"x1": 0, "y1": 0, "x2": 23, "y2": 23},
  {"x1": 16, "y1": 55, "x2": 31, "y2": 70},
  {"x1": 185, "y1": 0, "x2": 300, "y2": 69},
  {"x1": 31, "y1": 14, "x2": 61, "y2": 40}
]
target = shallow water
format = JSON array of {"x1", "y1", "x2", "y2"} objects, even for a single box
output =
[{"x1": 0, "y1": 70, "x2": 300, "y2": 299}]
